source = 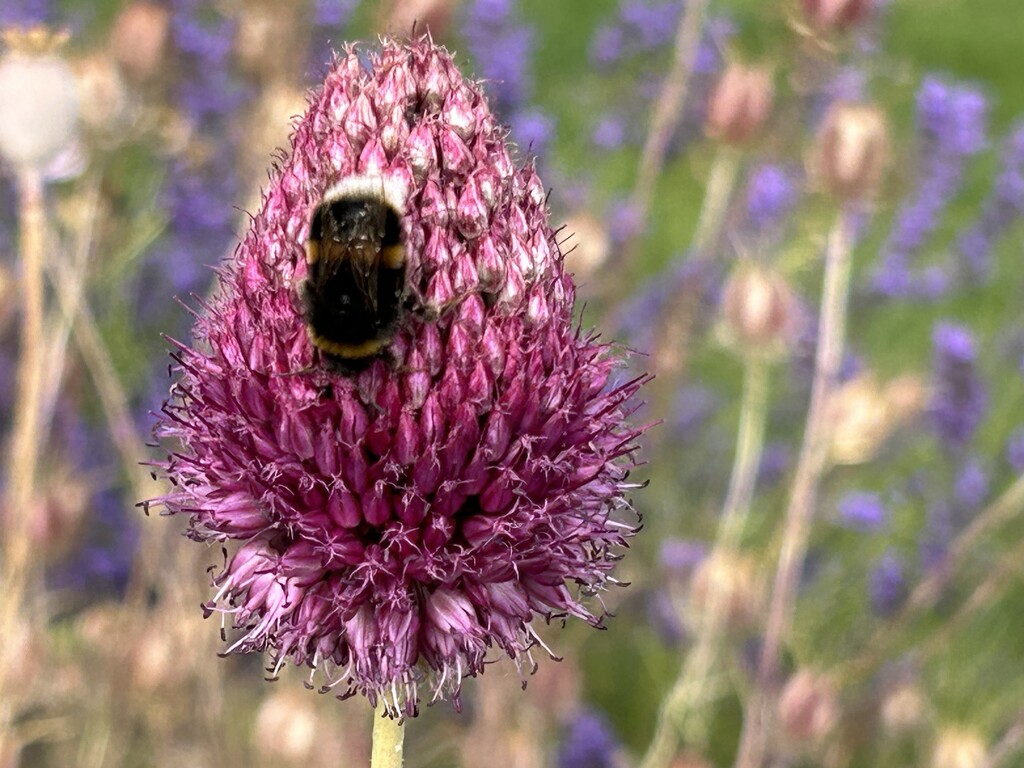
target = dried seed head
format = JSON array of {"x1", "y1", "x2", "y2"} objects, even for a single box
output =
[
  {"x1": 252, "y1": 691, "x2": 319, "y2": 763},
  {"x1": 74, "y1": 54, "x2": 129, "y2": 133},
  {"x1": 880, "y1": 681, "x2": 927, "y2": 734},
  {"x1": 689, "y1": 551, "x2": 761, "y2": 630},
  {"x1": 109, "y1": 2, "x2": 170, "y2": 82},
  {"x1": 778, "y1": 670, "x2": 839, "y2": 743},
  {"x1": 813, "y1": 102, "x2": 889, "y2": 200},
  {"x1": 719, "y1": 261, "x2": 796, "y2": 357},
  {"x1": 706, "y1": 63, "x2": 774, "y2": 145},
  {"x1": 562, "y1": 211, "x2": 611, "y2": 281},
  {"x1": 0, "y1": 29, "x2": 79, "y2": 170},
  {"x1": 801, "y1": 0, "x2": 874, "y2": 33},
  {"x1": 931, "y1": 729, "x2": 988, "y2": 768}
]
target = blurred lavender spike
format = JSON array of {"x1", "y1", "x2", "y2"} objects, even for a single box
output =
[
  {"x1": 462, "y1": 0, "x2": 554, "y2": 158},
  {"x1": 558, "y1": 708, "x2": 622, "y2": 768},
  {"x1": 955, "y1": 120, "x2": 1024, "y2": 281},
  {"x1": 929, "y1": 321, "x2": 988, "y2": 452},
  {"x1": 871, "y1": 77, "x2": 988, "y2": 300},
  {"x1": 0, "y1": 0, "x2": 52, "y2": 26}
]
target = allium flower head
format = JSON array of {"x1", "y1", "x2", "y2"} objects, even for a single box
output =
[{"x1": 154, "y1": 38, "x2": 647, "y2": 717}]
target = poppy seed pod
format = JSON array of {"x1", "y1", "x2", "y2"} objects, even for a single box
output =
[
  {"x1": 801, "y1": 0, "x2": 873, "y2": 32},
  {"x1": 0, "y1": 29, "x2": 79, "y2": 170},
  {"x1": 814, "y1": 102, "x2": 889, "y2": 200},
  {"x1": 153, "y1": 38, "x2": 648, "y2": 717},
  {"x1": 706, "y1": 63, "x2": 774, "y2": 146}
]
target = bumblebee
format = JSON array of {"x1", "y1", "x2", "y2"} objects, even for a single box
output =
[{"x1": 302, "y1": 175, "x2": 408, "y2": 370}]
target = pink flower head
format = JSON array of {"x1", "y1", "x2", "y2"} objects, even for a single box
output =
[{"x1": 154, "y1": 37, "x2": 647, "y2": 717}]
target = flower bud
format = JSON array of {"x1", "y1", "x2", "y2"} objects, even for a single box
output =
[
  {"x1": 0, "y1": 29, "x2": 79, "y2": 170},
  {"x1": 829, "y1": 372, "x2": 926, "y2": 465},
  {"x1": 801, "y1": 0, "x2": 873, "y2": 32},
  {"x1": 690, "y1": 550, "x2": 761, "y2": 630},
  {"x1": 931, "y1": 728, "x2": 987, "y2": 768},
  {"x1": 381, "y1": 0, "x2": 458, "y2": 36},
  {"x1": 778, "y1": 670, "x2": 838, "y2": 743},
  {"x1": 813, "y1": 103, "x2": 889, "y2": 200},
  {"x1": 720, "y1": 261, "x2": 796, "y2": 356},
  {"x1": 562, "y1": 211, "x2": 610, "y2": 281},
  {"x1": 706, "y1": 63, "x2": 774, "y2": 145},
  {"x1": 109, "y1": 2, "x2": 170, "y2": 82}
]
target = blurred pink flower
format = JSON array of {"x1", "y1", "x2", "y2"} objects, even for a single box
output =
[{"x1": 153, "y1": 37, "x2": 647, "y2": 716}]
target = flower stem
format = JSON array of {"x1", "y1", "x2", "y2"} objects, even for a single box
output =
[
  {"x1": 615, "y1": 0, "x2": 709, "y2": 276},
  {"x1": 733, "y1": 210, "x2": 856, "y2": 768},
  {"x1": 370, "y1": 706, "x2": 405, "y2": 768},
  {"x1": 0, "y1": 168, "x2": 48, "y2": 754},
  {"x1": 639, "y1": 356, "x2": 771, "y2": 768}
]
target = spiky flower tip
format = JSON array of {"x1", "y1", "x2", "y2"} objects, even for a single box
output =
[{"x1": 153, "y1": 37, "x2": 648, "y2": 717}]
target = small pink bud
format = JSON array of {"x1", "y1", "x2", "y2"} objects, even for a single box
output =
[
  {"x1": 778, "y1": 670, "x2": 839, "y2": 743},
  {"x1": 814, "y1": 102, "x2": 889, "y2": 200},
  {"x1": 720, "y1": 262, "x2": 796, "y2": 354},
  {"x1": 109, "y1": 2, "x2": 170, "y2": 81},
  {"x1": 801, "y1": 0, "x2": 873, "y2": 32},
  {"x1": 706, "y1": 63, "x2": 774, "y2": 145}
]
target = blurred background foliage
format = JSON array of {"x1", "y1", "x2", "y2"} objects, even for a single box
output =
[{"x1": 1, "y1": 0, "x2": 1023, "y2": 767}]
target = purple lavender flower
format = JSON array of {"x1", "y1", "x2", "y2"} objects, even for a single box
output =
[
  {"x1": 836, "y1": 492, "x2": 886, "y2": 532},
  {"x1": 869, "y1": 551, "x2": 906, "y2": 617},
  {"x1": 955, "y1": 121, "x2": 1024, "y2": 280},
  {"x1": 871, "y1": 77, "x2": 988, "y2": 299},
  {"x1": 745, "y1": 164, "x2": 798, "y2": 232},
  {"x1": 461, "y1": 0, "x2": 554, "y2": 158},
  {"x1": 0, "y1": 0, "x2": 51, "y2": 25},
  {"x1": 758, "y1": 441, "x2": 793, "y2": 488},
  {"x1": 591, "y1": 113, "x2": 629, "y2": 150},
  {"x1": 307, "y1": 0, "x2": 358, "y2": 80},
  {"x1": 1006, "y1": 428, "x2": 1024, "y2": 472},
  {"x1": 659, "y1": 538, "x2": 707, "y2": 578},
  {"x1": 954, "y1": 458, "x2": 989, "y2": 509},
  {"x1": 558, "y1": 708, "x2": 621, "y2": 768},
  {"x1": 154, "y1": 39, "x2": 647, "y2": 717},
  {"x1": 929, "y1": 322, "x2": 987, "y2": 451}
]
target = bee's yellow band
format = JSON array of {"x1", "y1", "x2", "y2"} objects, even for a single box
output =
[{"x1": 308, "y1": 329, "x2": 390, "y2": 359}]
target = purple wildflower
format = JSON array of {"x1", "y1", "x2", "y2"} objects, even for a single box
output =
[
  {"x1": 154, "y1": 39, "x2": 647, "y2": 717},
  {"x1": 462, "y1": 0, "x2": 554, "y2": 158},
  {"x1": 307, "y1": 0, "x2": 358, "y2": 81},
  {"x1": 745, "y1": 164, "x2": 798, "y2": 232},
  {"x1": 869, "y1": 551, "x2": 906, "y2": 617},
  {"x1": 1006, "y1": 428, "x2": 1024, "y2": 473},
  {"x1": 871, "y1": 77, "x2": 988, "y2": 299},
  {"x1": 836, "y1": 492, "x2": 886, "y2": 532},
  {"x1": 591, "y1": 113, "x2": 629, "y2": 150},
  {"x1": 954, "y1": 458, "x2": 989, "y2": 509},
  {"x1": 929, "y1": 322, "x2": 987, "y2": 451},
  {"x1": 646, "y1": 588, "x2": 684, "y2": 645},
  {"x1": 0, "y1": 0, "x2": 51, "y2": 26},
  {"x1": 955, "y1": 121, "x2": 1024, "y2": 280},
  {"x1": 758, "y1": 441, "x2": 793, "y2": 487},
  {"x1": 659, "y1": 538, "x2": 707, "y2": 578},
  {"x1": 558, "y1": 708, "x2": 621, "y2": 768}
]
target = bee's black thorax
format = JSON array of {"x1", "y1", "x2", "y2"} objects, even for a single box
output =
[{"x1": 302, "y1": 191, "x2": 407, "y2": 369}]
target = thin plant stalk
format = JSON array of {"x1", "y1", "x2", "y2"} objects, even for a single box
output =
[
  {"x1": 614, "y1": 0, "x2": 709, "y2": 277},
  {"x1": 837, "y1": 472, "x2": 1024, "y2": 684},
  {"x1": 371, "y1": 707, "x2": 405, "y2": 768},
  {"x1": 692, "y1": 148, "x2": 742, "y2": 255},
  {"x1": 987, "y1": 715, "x2": 1024, "y2": 768},
  {"x1": 639, "y1": 356, "x2": 771, "y2": 768},
  {"x1": 0, "y1": 168, "x2": 48, "y2": 756},
  {"x1": 734, "y1": 210, "x2": 857, "y2": 768}
]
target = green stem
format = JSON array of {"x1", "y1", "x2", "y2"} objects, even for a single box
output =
[
  {"x1": 0, "y1": 169, "x2": 48, "y2": 758},
  {"x1": 639, "y1": 357, "x2": 771, "y2": 768},
  {"x1": 733, "y1": 210, "x2": 857, "y2": 768},
  {"x1": 370, "y1": 706, "x2": 405, "y2": 768}
]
